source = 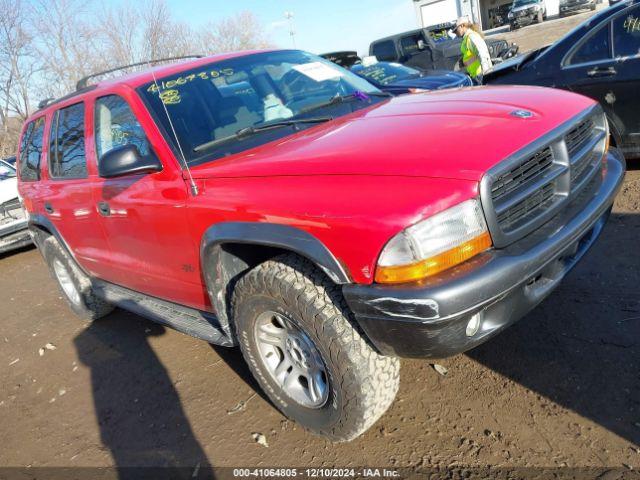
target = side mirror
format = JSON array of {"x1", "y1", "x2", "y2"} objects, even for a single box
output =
[{"x1": 98, "y1": 144, "x2": 162, "y2": 178}]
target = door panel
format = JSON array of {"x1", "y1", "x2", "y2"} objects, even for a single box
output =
[{"x1": 90, "y1": 94, "x2": 208, "y2": 310}]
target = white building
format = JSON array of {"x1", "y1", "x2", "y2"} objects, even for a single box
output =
[{"x1": 412, "y1": 0, "x2": 559, "y2": 30}]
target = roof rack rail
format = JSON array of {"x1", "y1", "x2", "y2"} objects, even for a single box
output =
[
  {"x1": 75, "y1": 55, "x2": 205, "y2": 91},
  {"x1": 37, "y1": 98, "x2": 55, "y2": 109}
]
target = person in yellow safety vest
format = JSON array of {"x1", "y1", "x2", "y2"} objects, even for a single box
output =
[{"x1": 452, "y1": 16, "x2": 493, "y2": 84}]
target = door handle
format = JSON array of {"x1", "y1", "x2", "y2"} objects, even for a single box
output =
[
  {"x1": 44, "y1": 202, "x2": 54, "y2": 214},
  {"x1": 587, "y1": 66, "x2": 617, "y2": 77},
  {"x1": 97, "y1": 202, "x2": 111, "y2": 216}
]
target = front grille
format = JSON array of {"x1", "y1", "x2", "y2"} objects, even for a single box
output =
[
  {"x1": 481, "y1": 107, "x2": 606, "y2": 247},
  {"x1": 491, "y1": 147, "x2": 554, "y2": 202},
  {"x1": 566, "y1": 118, "x2": 594, "y2": 157},
  {"x1": 0, "y1": 198, "x2": 25, "y2": 226},
  {"x1": 496, "y1": 181, "x2": 555, "y2": 230}
]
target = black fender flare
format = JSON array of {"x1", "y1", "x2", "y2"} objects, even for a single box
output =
[
  {"x1": 200, "y1": 222, "x2": 351, "y2": 338},
  {"x1": 28, "y1": 214, "x2": 78, "y2": 263}
]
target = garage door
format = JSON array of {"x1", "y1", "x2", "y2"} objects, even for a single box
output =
[{"x1": 420, "y1": 0, "x2": 459, "y2": 27}]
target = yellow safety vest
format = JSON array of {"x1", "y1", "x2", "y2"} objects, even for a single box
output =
[{"x1": 461, "y1": 32, "x2": 482, "y2": 79}]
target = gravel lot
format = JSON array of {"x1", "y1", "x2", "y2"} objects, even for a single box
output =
[{"x1": 1, "y1": 13, "x2": 639, "y2": 474}]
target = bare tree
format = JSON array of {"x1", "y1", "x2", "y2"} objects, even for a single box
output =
[
  {"x1": 140, "y1": 0, "x2": 197, "y2": 61},
  {"x1": 29, "y1": 0, "x2": 106, "y2": 97},
  {"x1": 198, "y1": 11, "x2": 273, "y2": 55}
]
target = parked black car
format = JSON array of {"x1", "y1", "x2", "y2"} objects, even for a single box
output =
[
  {"x1": 319, "y1": 51, "x2": 362, "y2": 69},
  {"x1": 369, "y1": 23, "x2": 518, "y2": 72},
  {"x1": 350, "y1": 60, "x2": 472, "y2": 94},
  {"x1": 559, "y1": 0, "x2": 597, "y2": 16},
  {"x1": 485, "y1": 0, "x2": 640, "y2": 158}
]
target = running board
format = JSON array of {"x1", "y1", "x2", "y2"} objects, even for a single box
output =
[{"x1": 92, "y1": 279, "x2": 234, "y2": 347}]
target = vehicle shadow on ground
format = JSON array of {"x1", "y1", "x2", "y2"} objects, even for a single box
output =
[
  {"x1": 0, "y1": 243, "x2": 35, "y2": 260},
  {"x1": 74, "y1": 310, "x2": 212, "y2": 478},
  {"x1": 467, "y1": 212, "x2": 640, "y2": 446}
]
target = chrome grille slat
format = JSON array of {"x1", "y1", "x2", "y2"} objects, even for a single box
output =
[{"x1": 480, "y1": 105, "x2": 606, "y2": 248}]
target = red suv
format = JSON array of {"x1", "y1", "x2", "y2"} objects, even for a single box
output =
[{"x1": 17, "y1": 50, "x2": 624, "y2": 441}]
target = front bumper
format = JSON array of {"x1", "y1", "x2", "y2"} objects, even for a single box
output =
[{"x1": 343, "y1": 152, "x2": 625, "y2": 358}]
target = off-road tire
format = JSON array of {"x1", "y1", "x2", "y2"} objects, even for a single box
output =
[
  {"x1": 232, "y1": 254, "x2": 400, "y2": 442},
  {"x1": 42, "y1": 236, "x2": 113, "y2": 321}
]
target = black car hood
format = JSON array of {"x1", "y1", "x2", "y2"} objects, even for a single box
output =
[{"x1": 485, "y1": 47, "x2": 546, "y2": 80}]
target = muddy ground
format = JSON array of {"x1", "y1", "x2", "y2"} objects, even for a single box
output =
[{"x1": 1, "y1": 13, "x2": 639, "y2": 475}]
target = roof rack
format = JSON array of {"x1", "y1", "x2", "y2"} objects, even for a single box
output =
[{"x1": 75, "y1": 54, "x2": 205, "y2": 91}]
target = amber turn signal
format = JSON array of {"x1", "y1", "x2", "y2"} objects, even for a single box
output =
[{"x1": 375, "y1": 231, "x2": 492, "y2": 284}]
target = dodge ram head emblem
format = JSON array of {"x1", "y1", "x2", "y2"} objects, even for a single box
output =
[{"x1": 510, "y1": 109, "x2": 534, "y2": 118}]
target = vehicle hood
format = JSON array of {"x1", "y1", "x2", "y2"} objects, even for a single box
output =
[
  {"x1": 0, "y1": 177, "x2": 18, "y2": 204},
  {"x1": 190, "y1": 86, "x2": 595, "y2": 183},
  {"x1": 391, "y1": 71, "x2": 469, "y2": 90}
]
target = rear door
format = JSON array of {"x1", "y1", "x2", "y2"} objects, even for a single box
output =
[
  {"x1": 89, "y1": 91, "x2": 206, "y2": 310},
  {"x1": 45, "y1": 102, "x2": 109, "y2": 275}
]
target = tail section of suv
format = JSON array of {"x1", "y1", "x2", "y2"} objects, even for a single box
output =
[{"x1": 18, "y1": 50, "x2": 624, "y2": 441}]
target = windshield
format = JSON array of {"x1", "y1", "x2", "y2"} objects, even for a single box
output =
[
  {"x1": 139, "y1": 50, "x2": 383, "y2": 165},
  {"x1": 352, "y1": 62, "x2": 420, "y2": 86},
  {"x1": 0, "y1": 161, "x2": 16, "y2": 180},
  {"x1": 513, "y1": 0, "x2": 537, "y2": 7}
]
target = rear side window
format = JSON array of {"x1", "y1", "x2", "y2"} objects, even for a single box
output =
[
  {"x1": 95, "y1": 95, "x2": 152, "y2": 160},
  {"x1": 570, "y1": 23, "x2": 612, "y2": 65},
  {"x1": 49, "y1": 102, "x2": 87, "y2": 179},
  {"x1": 371, "y1": 41, "x2": 397, "y2": 61},
  {"x1": 613, "y1": 7, "x2": 640, "y2": 58},
  {"x1": 19, "y1": 117, "x2": 45, "y2": 182}
]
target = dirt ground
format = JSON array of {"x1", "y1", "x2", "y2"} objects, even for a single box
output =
[{"x1": 2, "y1": 14, "x2": 640, "y2": 475}]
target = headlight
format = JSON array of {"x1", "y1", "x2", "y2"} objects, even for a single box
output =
[{"x1": 375, "y1": 198, "x2": 493, "y2": 284}]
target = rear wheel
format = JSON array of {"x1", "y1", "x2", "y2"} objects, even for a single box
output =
[
  {"x1": 43, "y1": 236, "x2": 113, "y2": 321},
  {"x1": 232, "y1": 254, "x2": 400, "y2": 441}
]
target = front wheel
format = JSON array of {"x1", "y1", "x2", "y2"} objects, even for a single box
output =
[{"x1": 232, "y1": 254, "x2": 400, "y2": 442}]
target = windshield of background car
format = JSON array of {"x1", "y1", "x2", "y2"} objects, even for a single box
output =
[
  {"x1": 513, "y1": 0, "x2": 537, "y2": 7},
  {"x1": 353, "y1": 63, "x2": 420, "y2": 85},
  {"x1": 139, "y1": 50, "x2": 383, "y2": 166},
  {"x1": 0, "y1": 161, "x2": 16, "y2": 180}
]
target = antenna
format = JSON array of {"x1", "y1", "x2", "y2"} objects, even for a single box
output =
[{"x1": 147, "y1": 60, "x2": 199, "y2": 196}]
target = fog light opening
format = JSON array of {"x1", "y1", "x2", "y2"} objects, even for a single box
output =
[{"x1": 466, "y1": 312, "x2": 483, "y2": 337}]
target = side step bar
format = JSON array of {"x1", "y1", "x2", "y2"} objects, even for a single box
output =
[{"x1": 92, "y1": 279, "x2": 234, "y2": 347}]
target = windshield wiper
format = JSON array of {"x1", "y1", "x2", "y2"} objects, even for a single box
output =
[
  {"x1": 299, "y1": 91, "x2": 392, "y2": 115},
  {"x1": 193, "y1": 116, "x2": 333, "y2": 153}
]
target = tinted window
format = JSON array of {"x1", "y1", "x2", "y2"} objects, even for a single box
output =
[
  {"x1": 0, "y1": 161, "x2": 15, "y2": 179},
  {"x1": 613, "y1": 7, "x2": 640, "y2": 58},
  {"x1": 372, "y1": 41, "x2": 397, "y2": 61},
  {"x1": 400, "y1": 34, "x2": 425, "y2": 56},
  {"x1": 95, "y1": 95, "x2": 152, "y2": 160},
  {"x1": 570, "y1": 23, "x2": 612, "y2": 65},
  {"x1": 50, "y1": 103, "x2": 87, "y2": 178},
  {"x1": 19, "y1": 117, "x2": 45, "y2": 182}
]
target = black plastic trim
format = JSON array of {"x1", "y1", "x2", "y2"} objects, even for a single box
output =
[{"x1": 200, "y1": 222, "x2": 351, "y2": 338}]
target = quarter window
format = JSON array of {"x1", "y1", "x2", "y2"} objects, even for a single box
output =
[
  {"x1": 49, "y1": 103, "x2": 87, "y2": 178},
  {"x1": 613, "y1": 7, "x2": 640, "y2": 58},
  {"x1": 570, "y1": 23, "x2": 612, "y2": 65},
  {"x1": 95, "y1": 95, "x2": 152, "y2": 160},
  {"x1": 19, "y1": 117, "x2": 45, "y2": 182},
  {"x1": 371, "y1": 41, "x2": 397, "y2": 62}
]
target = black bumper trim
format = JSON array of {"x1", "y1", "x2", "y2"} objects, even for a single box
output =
[{"x1": 343, "y1": 152, "x2": 625, "y2": 358}]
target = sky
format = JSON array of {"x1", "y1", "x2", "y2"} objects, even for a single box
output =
[{"x1": 163, "y1": 0, "x2": 419, "y2": 56}]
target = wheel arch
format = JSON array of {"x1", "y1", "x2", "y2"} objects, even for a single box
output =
[{"x1": 200, "y1": 222, "x2": 351, "y2": 338}]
